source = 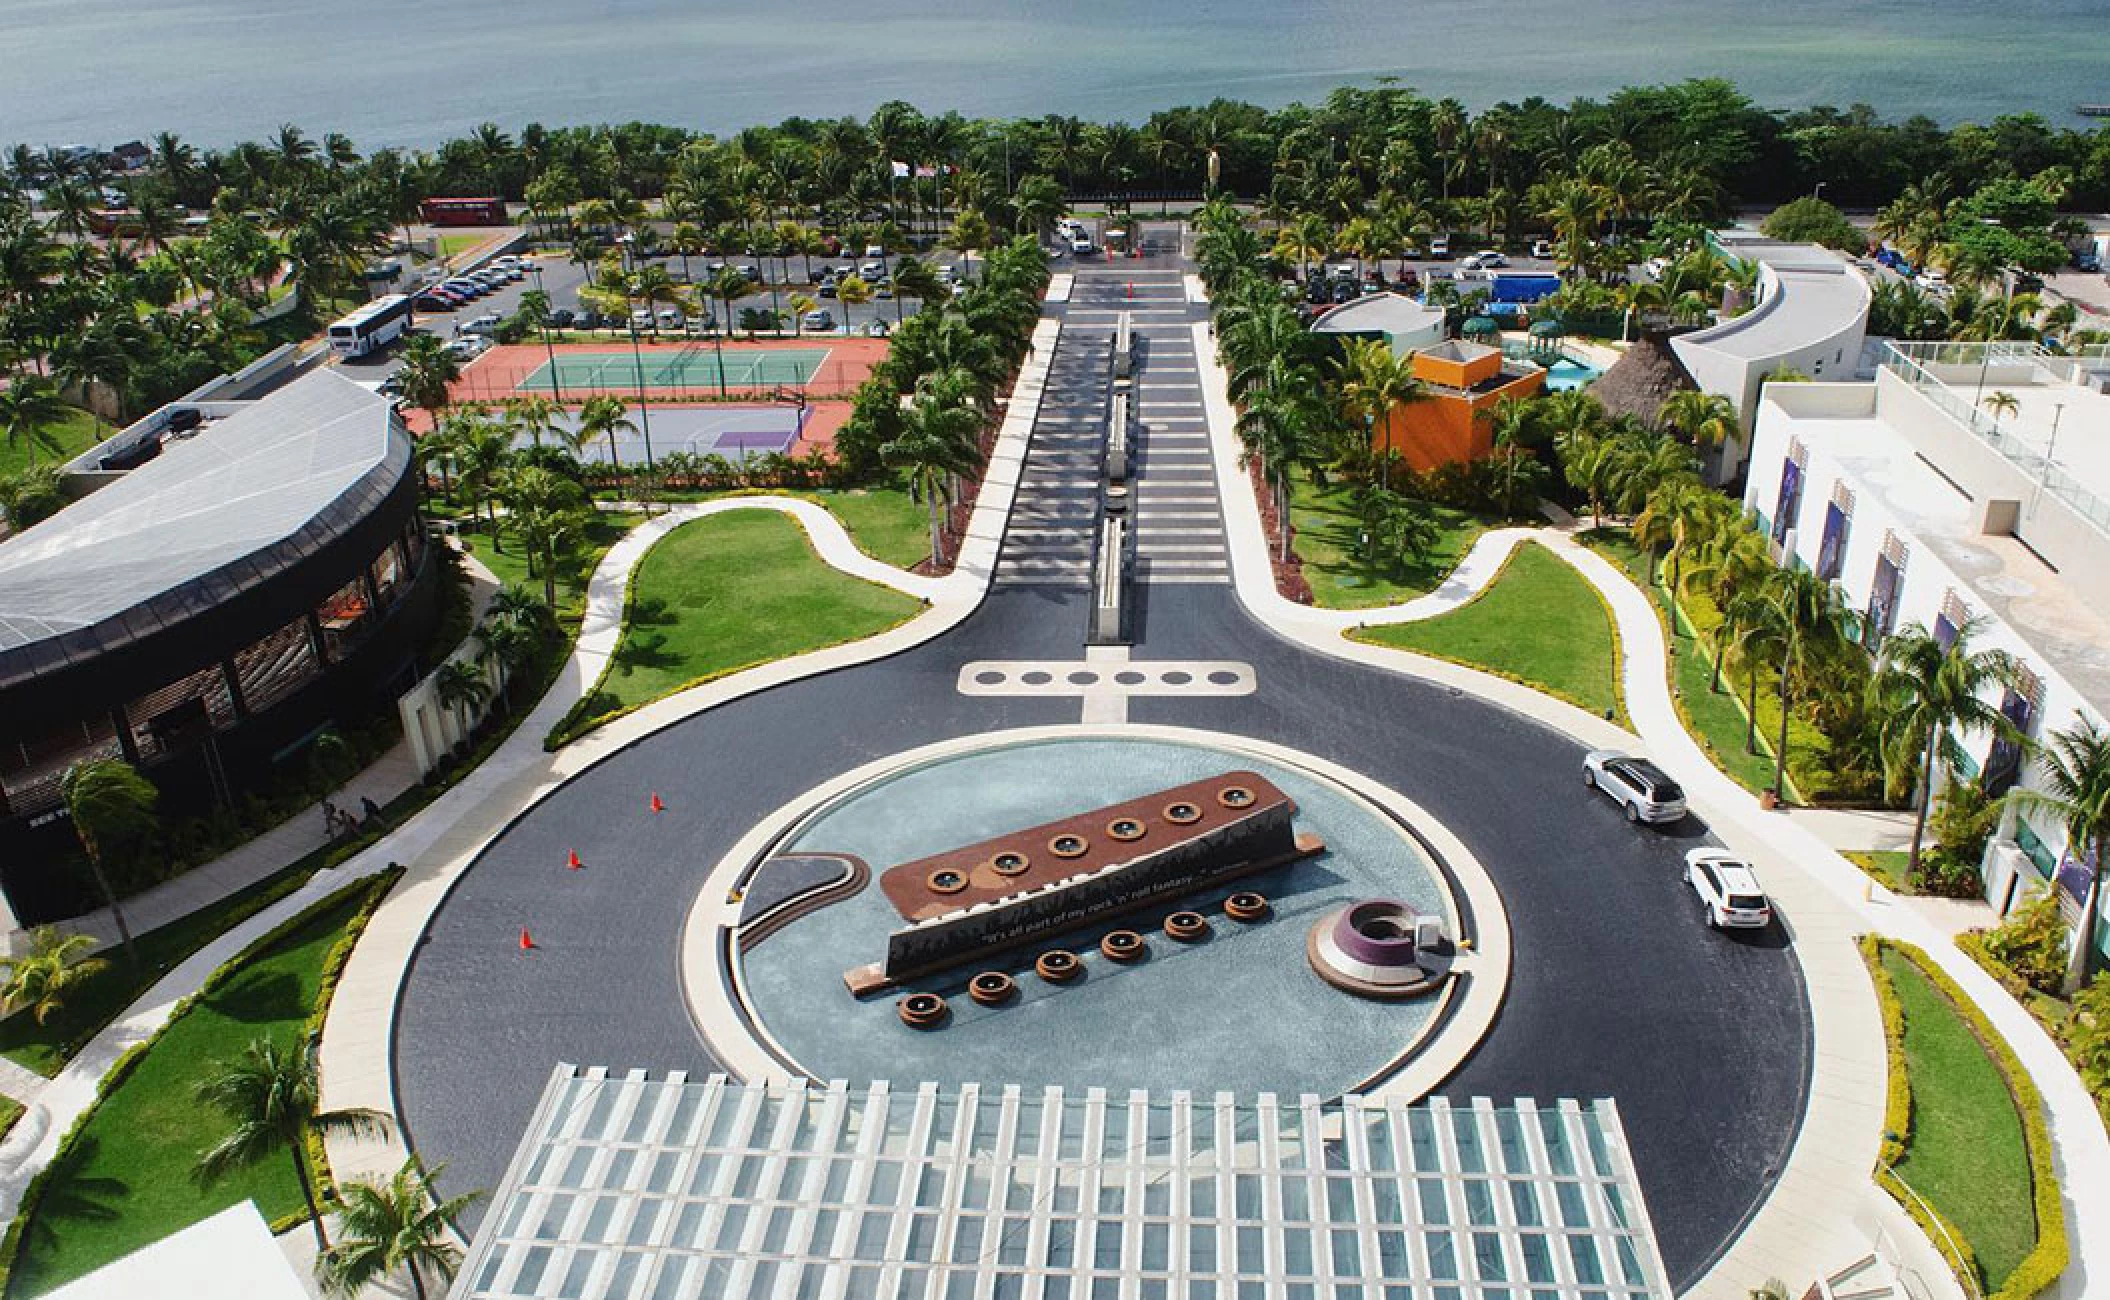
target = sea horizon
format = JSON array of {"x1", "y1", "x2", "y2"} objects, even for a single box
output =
[{"x1": 4, "y1": 0, "x2": 2109, "y2": 151}]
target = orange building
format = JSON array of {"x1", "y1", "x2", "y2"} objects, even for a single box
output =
[{"x1": 1371, "y1": 341, "x2": 1546, "y2": 471}]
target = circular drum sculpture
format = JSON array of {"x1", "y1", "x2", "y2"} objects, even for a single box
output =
[
  {"x1": 1224, "y1": 891, "x2": 1271, "y2": 923},
  {"x1": 990, "y1": 850, "x2": 1031, "y2": 877},
  {"x1": 1100, "y1": 929, "x2": 1147, "y2": 962},
  {"x1": 1163, "y1": 911, "x2": 1210, "y2": 942},
  {"x1": 968, "y1": 971, "x2": 1018, "y2": 1006},
  {"x1": 898, "y1": 992, "x2": 950, "y2": 1028},
  {"x1": 927, "y1": 867, "x2": 968, "y2": 895},
  {"x1": 1035, "y1": 949, "x2": 1083, "y2": 983},
  {"x1": 1307, "y1": 899, "x2": 1451, "y2": 999}
]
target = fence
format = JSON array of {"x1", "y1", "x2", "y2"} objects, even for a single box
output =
[{"x1": 448, "y1": 338, "x2": 884, "y2": 407}]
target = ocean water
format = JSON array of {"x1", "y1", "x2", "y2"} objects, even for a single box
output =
[{"x1": 4, "y1": 0, "x2": 2108, "y2": 149}]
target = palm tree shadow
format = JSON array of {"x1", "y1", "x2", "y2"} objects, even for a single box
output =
[
  {"x1": 19, "y1": 1137, "x2": 129, "y2": 1265},
  {"x1": 628, "y1": 596, "x2": 677, "y2": 627},
  {"x1": 612, "y1": 630, "x2": 679, "y2": 674},
  {"x1": 206, "y1": 969, "x2": 307, "y2": 1023}
]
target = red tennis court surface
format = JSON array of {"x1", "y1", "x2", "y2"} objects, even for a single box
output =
[{"x1": 449, "y1": 337, "x2": 887, "y2": 406}]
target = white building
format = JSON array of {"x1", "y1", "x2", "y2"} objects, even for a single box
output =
[
  {"x1": 1743, "y1": 341, "x2": 2110, "y2": 970},
  {"x1": 1308, "y1": 293, "x2": 1448, "y2": 358},
  {"x1": 1672, "y1": 230, "x2": 1872, "y2": 477},
  {"x1": 451, "y1": 1067, "x2": 1672, "y2": 1300}
]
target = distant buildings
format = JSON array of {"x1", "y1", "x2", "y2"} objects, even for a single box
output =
[{"x1": 1745, "y1": 341, "x2": 2110, "y2": 970}]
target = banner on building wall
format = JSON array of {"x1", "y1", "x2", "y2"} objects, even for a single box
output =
[
  {"x1": 1772, "y1": 458, "x2": 1803, "y2": 545},
  {"x1": 1864, "y1": 555, "x2": 1902, "y2": 649},
  {"x1": 1817, "y1": 502, "x2": 1849, "y2": 580},
  {"x1": 2055, "y1": 840, "x2": 2098, "y2": 923},
  {"x1": 1981, "y1": 688, "x2": 2033, "y2": 799}
]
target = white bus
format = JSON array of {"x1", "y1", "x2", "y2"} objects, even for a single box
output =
[{"x1": 328, "y1": 294, "x2": 414, "y2": 358}]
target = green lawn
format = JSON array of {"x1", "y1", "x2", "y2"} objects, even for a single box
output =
[
  {"x1": 802, "y1": 487, "x2": 929, "y2": 571},
  {"x1": 438, "y1": 233, "x2": 482, "y2": 258},
  {"x1": 559, "y1": 509, "x2": 923, "y2": 739},
  {"x1": 1846, "y1": 850, "x2": 1913, "y2": 892},
  {"x1": 1353, "y1": 542, "x2": 1624, "y2": 721},
  {"x1": 0, "y1": 845, "x2": 350, "y2": 1078},
  {"x1": 1289, "y1": 478, "x2": 1495, "y2": 609},
  {"x1": 0, "y1": 406, "x2": 111, "y2": 477},
  {"x1": 1882, "y1": 949, "x2": 2038, "y2": 1290},
  {"x1": 461, "y1": 511, "x2": 644, "y2": 628},
  {"x1": 8, "y1": 880, "x2": 383, "y2": 1296}
]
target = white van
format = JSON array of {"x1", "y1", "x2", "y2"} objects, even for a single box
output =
[{"x1": 1430, "y1": 234, "x2": 1452, "y2": 259}]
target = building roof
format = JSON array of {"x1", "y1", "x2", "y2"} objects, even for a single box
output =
[
  {"x1": 452, "y1": 1067, "x2": 1671, "y2": 1300},
  {"x1": 1671, "y1": 231, "x2": 1870, "y2": 365},
  {"x1": 0, "y1": 370, "x2": 408, "y2": 666},
  {"x1": 1310, "y1": 292, "x2": 1446, "y2": 338},
  {"x1": 1592, "y1": 333, "x2": 1699, "y2": 428},
  {"x1": 43, "y1": 1202, "x2": 308, "y2": 1300}
]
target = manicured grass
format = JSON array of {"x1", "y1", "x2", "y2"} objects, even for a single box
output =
[
  {"x1": 803, "y1": 487, "x2": 929, "y2": 570},
  {"x1": 563, "y1": 509, "x2": 922, "y2": 736},
  {"x1": 1881, "y1": 949, "x2": 2037, "y2": 1289},
  {"x1": 1288, "y1": 478, "x2": 1494, "y2": 609},
  {"x1": 1846, "y1": 850, "x2": 1913, "y2": 892},
  {"x1": 0, "y1": 851, "x2": 342, "y2": 1078},
  {"x1": 438, "y1": 233, "x2": 482, "y2": 258},
  {"x1": 1354, "y1": 542, "x2": 1624, "y2": 721},
  {"x1": 8, "y1": 882, "x2": 381, "y2": 1296},
  {"x1": 462, "y1": 511, "x2": 644, "y2": 628},
  {"x1": 0, "y1": 406, "x2": 112, "y2": 477},
  {"x1": 0, "y1": 1098, "x2": 20, "y2": 1143}
]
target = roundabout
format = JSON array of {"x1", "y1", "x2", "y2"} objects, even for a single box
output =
[{"x1": 701, "y1": 729, "x2": 1507, "y2": 1100}]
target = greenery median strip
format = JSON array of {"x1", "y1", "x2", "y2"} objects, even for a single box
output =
[
  {"x1": 551, "y1": 509, "x2": 924, "y2": 744},
  {"x1": 1351, "y1": 542, "x2": 1625, "y2": 723},
  {"x1": 1288, "y1": 479, "x2": 1492, "y2": 610}
]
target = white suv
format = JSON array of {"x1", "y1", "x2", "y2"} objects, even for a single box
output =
[
  {"x1": 1683, "y1": 849, "x2": 1774, "y2": 929},
  {"x1": 1583, "y1": 751, "x2": 1688, "y2": 824}
]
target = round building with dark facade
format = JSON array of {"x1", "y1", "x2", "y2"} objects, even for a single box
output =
[{"x1": 0, "y1": 370, "x2": 444, "y2": 923}]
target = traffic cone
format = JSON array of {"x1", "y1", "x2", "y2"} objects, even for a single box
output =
[
  {"x1": 567, "y1": 848, "x2": 583, "y2": 870},
  {"x1": 649, "y1": 793, "x2": 665, "y2": 814},
  {"x1": 519, "y1": 928, "x2": 535, "y2": 951}
]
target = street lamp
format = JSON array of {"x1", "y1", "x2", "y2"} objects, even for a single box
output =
[
  {"x1": 1813, "y1": 180, "x2": 1828, "y2": 202},
  {"x1": 529, "y1": 263, "x2": 563, "y2": 406}
]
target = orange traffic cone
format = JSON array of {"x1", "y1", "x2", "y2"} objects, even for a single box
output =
[
  {"x1": 567, "y1": 848, "x2": 582, "y2": 870},
  {"x1": 519, "y1": 928, "x2": 535, "y2": 951},
  {"x1": 649, "y1": 793, "x2": 665, "y2": 814}
]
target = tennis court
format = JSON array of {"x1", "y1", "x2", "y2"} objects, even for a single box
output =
[
  {"x1": 547, "y1": 404, "x2": 810, "y2": 464},
  {"x1": 516, "y1": 346, "x2": 832, "y2": 393}
]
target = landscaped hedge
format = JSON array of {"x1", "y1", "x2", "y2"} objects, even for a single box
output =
[{"x1": 1861, "y1": 935, "x2": 2068, "y2": 1299}]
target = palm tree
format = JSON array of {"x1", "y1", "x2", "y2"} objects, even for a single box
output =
[
  {"x1": 1657, "y1": 391, "x2": 1738, "y2": 452},
  {"x1": 433, "y1": 660, "x2": 491, "y2": 741},
  {"x1": 59, "y1": 758, "x2": 157, "y2": 962},
  {"x1": 395, "y1": 333, "x2": 461, "y2": 427},
  {"x1": 1236, "y1": 385, "x2": 1316, "y2": 562},
  {"x1": 882, "y1": 391, "x2": 981, "y2": 565},
  {"x1": 1755, "y1": 568, "x2": 1858, "y2": 799},
  {"x1": 449, "y1": 412, "x2": 514, "y2": 550},
  {"x1": 2012, "y1": 718, "x2": 2110, "y2": 993},
  {"x1": 1334, "y1": 337, "x2": 1420, "y2": 490},
  {"x1": 0, "y1": 927, "x2": 109, "y2": 1025},
  {"x1": 836, "y1": 274, "x2": 873, "y2": 337},
  {"x1": 1981, "y1": 389, "x2": 2019, "y2": 432},
  {"x1": 193, "y1": 1039, "x2": 392, "y2": 1249},
  {"x1": 0, "y1": 377, "x2": 71, "y2": 468},
  {"x1": 1871, "y1": 618, "x2": 2024, "y2": 878},
  {"x1": 502, "y1": 395, "x2": 560, "y2": 451},
  {"x1": 498, "y1": 467, "x2": 588, "y2": 608},
  {"x1": 316, "y1": 1157, "x2": 481, "y2": 1300},
  {"x1": 574, "y1": 395, "x2": 637, "y2": 486},
  {"x1": 788, "y1": 292, "x2": 817, "y2": 338}
]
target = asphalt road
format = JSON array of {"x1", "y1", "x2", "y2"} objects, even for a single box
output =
[{"x1": 391, "y1": 247, "x2": 1811, "y2": 1290}]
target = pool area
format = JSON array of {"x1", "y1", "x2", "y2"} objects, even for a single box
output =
[
  {"x1": 1543, "y1": 356, "x2": 1603, "y2": 391},
  {"x1": 726, "y1": 734, "x2": 1501, "y2": 1100}
]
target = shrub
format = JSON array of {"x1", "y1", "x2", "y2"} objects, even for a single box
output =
[
  {"x1": 2070, "y1": 972, "x2": 2110, "y2": 1096},
  {"x1": 1918, "y1": 782, "x2": 2003, "y2": 897},
  {"x1": 1980, "y1": 891, "x2": 2072, "y2": 995}
]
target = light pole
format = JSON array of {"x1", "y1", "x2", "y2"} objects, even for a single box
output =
[
  {"x1": 1812, "y1": 180, "x2": 1827, "y2": 202},
  {"x1": 530, "y1": 264, "x2": 563, "y2": 406},
  {"x1": 2032, "y1": 401, "x2": 2065, "y2": 519}
]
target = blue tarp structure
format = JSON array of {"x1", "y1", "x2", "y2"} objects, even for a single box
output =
[{"x1": 1487, "y1": 272, "x2": 1561, "y2": 304}]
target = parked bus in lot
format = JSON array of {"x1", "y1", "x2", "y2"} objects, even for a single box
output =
[
  {"x1": 420, "y1": 196, "x2": 508, "y2": 226},
  {"x1": 328, "y1": 294, "x2": 414, "y2": 358}
]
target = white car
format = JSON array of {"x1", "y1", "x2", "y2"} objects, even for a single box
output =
[
  {"x1": 441, "y1": 336, "x2": 488, "y2": 360},
  {"x1": 455, "y1": 313, "x2": 503, "y2": 336},
  {"x1": 1583, "y1": 750, "x2": 1688, "y2": 824},
  {"x1": 1071, "y1": 236, "x2": 1096, "y2": 254},
  {"x1": 1530, "y1": 238, "x2": 1553, "y2": 259},
  {"x1": 1683, "y1": 849, "x2": 1774, "y2": 929},
  {"x1": 1915, "y1": 269, "x2": 1951, "y2": 296}
]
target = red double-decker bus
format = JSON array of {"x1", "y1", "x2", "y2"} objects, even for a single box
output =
[{"x1": 419, "y1": 197, "x2": 508, "y2": 226}]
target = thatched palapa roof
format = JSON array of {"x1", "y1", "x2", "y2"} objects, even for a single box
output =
[{"x1": 1591, "y1": 331, "x2": 1698, "y2": 429}]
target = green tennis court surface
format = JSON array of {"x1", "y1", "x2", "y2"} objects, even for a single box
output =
[{"x1": 517, "y1": 347, "x2": 831, "y2": 391}]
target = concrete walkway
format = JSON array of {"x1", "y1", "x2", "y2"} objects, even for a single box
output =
[{"x1": 1191, "y1": 319, "x2": 2107, "y2": 1298}]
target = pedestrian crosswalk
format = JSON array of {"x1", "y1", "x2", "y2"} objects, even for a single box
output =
[{"x1": 994, "y1": 269, "x2": 1231, "y2": 589}]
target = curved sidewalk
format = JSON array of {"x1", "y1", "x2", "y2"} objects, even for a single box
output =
[{"x1": 1192, "y1": 318, "x2": 2104, "y2": 1299}]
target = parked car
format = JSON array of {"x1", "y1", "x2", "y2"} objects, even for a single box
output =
[
  {"x1": 413, "y1": 292, "x2": 456, "y2": 312},
  {"x1": 817, "y1": 281, "x2": 838, "y2": 299},
  {"x1": 658, "y1": 308, "x2": 685, "y2": 331},
  {"x1": 442, "y1": 336, "x2": 488, "y2": 360},
  {"x1": 1530, "y1": 238, "x2": 1553, "y2": 259},
  {"x1": 1070, "y1": 236, "x2": 1096, "y2": 254},
  {"x1": 1429, "y1": 234, "x2": 1451, "y2": 258},
  {"x1": 1914, "y1": 269, "x2": 1951, "y2": 296},
  {"x1": 863, "y1": 244, "x2": 886, "y2": 258},
  {"x1": 544, "y1": 308, "x2": 575, "y2": 329},
  {"x1": 2075, "y1": 248, "x2": 2101, "y2": 272},
  {"x1": 457, "y1": 313, "x2": 504, "y2": 336},
  {"x1": 1582, "y1": 751, "x2": 1688, "y2": 824},
  {"x1": 1683, "y1": 849, "x2": 1774, "y2": 929},
  {"x1": 630, "y1": 308, "x2": 654, "y2": 331},
  {"x1": 860, "y1": 260, "x2": 885, "y2": 277},
  {"x1": 802, "y1": 309, "x2": 836, "y2": 331},
  {"x1": 875, "y1": 284, "x2": 895, "y2": 299}
]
